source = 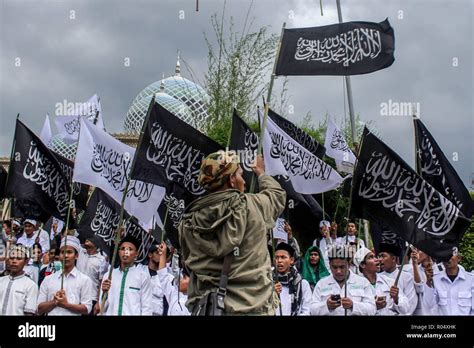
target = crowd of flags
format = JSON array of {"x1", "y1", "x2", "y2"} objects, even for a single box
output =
[{"x1": 1, "y1": 17, "x2": 472, "y2": 265}]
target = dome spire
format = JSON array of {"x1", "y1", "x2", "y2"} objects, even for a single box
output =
[
  {"x1": 160, "y1": 73, "x2": 165, "y2": 92},
  {"x1": 175, "y1": 50, "x2": 181, "y2": 76}
]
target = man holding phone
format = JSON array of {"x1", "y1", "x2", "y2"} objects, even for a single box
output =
[{"x1": 310, "y1": 245, "x2": 376, "y2": 316}]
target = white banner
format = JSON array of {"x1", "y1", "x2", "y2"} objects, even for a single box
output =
[
  {"x1": 39, "y1": 114, "x2": 53, "y2": 148},
  {"x1": 73, "y1": 119, "x2": 165, "y2": 227},
  {"x1": 261, "y1": 113, "x2": 343, "y2": 194},
  {"x1": 54, "y1": 115, "x2": 81, "y2": 144},
  {"x1": 324, "y1": 119, "x2": 356, "y2": 174},
  {"x1": 272, "y1": 218, "x2": 288, "y2": 242}
]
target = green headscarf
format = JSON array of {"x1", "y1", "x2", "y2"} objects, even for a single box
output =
[{"x1": 301, "y1": 245, "x2": 330, "y2": 286}]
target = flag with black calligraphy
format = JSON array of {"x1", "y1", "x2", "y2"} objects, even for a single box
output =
[
  {"x1": 268, "y1": 109, "x2": 325, "y2": 159},
  {"x1": 261, "y1": 111, "x2": 343, "y2": 194},
  {"x1": 324, "y1": 119, "x2": 356, "y2": 174},
  {"x1": 5, "y1": 120, "x2": 71, "y2": 221},
  {"x1": 73, "y1": 118, "x2": 166, "y2": 228},
  {"x1": 78, "y1": 188, "x2": 156, "y2": 263},
  {"x1": 275, "y1": 18, "x2": 395, "y2": 76},
  {"x1": 230, "y1": 109, "x2": 324, "y2": 219},
  {"x1": 351, "y1": 127, "x2": 470, "y2": 261},
  {"x1": 414, "y1": 119, "x2": 474, "y2": 218}
]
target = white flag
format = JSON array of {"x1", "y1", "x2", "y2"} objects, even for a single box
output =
[
  {"x1": 76, "y1": 94, "x2": 105, "y2": 131},
  {"x1": 261, "y1": 112, "x2": 343, "y2": 194},
  {"x1": 73, "y1": 118, "x2": 165, "y2": 226},
  {"x1": 54, "y1": 115, "x2": 81, "y2": 144},
  {"x1": 272, "y1": 218, "x2": 288, "y2": 242},
  {"x1": 324, "y1": 119, "x2": 356, "y2": 174},
  {"x1": 39, "y1": 114, "x2": 53, "y2": 148}
]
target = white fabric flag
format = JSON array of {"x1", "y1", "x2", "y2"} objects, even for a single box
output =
[
  {"x1": 75, "y1": 94, "x2": 105, "y2": 131},
  {"x1": 54, "y1": 115, "x2": 81, "y2": 144},
  {"x1": 39, "y1": 114, "x2": 53, "y2": 148},
  {"x1": 73, "y1": 118, "x2": 165, "y2": 227},
  {"x1": 324, "y1": 119, "x2": 356, "y2": 174},
  {"x1": 261, "y1": 113, "x2": 343, "y2": 194},
  {"x1": 272, "y1": 218, "x2": 288, "y2": 242}
]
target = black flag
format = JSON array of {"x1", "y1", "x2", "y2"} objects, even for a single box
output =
[
  {"x1": 0, "y1": 165, "x2": 7, "y2": 200},
  {"x1": 78, "y1": 188, "x2": 156, "y2": 263},
  {"x1": 130, "y1": 101, "x2": 221, "y2": 195},
  {"x1": 268, "y1": 109, "x2": 326, "y2": 158},
  {"x1": 275, "y1": 19, "x2": 395, "y2": 76},
  {"x1": 5, "y1": 120, "x2": 71, "y2": 221},
  {"x1": 370, "y1": 222, "x2": 406, "y2": 260},
  {"x1": 414, "y1": 119, "x2": 474, "y2": 218},
  {"x1": 352, "y1": 128, "x2": 470, "y2": 261},
  {"x1": 54, "y1": 151, "x2": 90, "y2": 211}
]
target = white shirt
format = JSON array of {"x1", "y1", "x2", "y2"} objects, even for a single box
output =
[
  {"x1": 422, "y1": 267, "x2": 474, "y2": 315},
  {"x1": 371, "y1": 274, "x2": 410, "y2": 316},
  {"x1": 24, "y1": 263, "x2": 46, "y2": 285},
  {"x1": 276, "y1": 277, "x2": 312, "y2": 316},
  {"x1": 336, "y1": 235, "x2": 365, "y2": 249},
  {"x1": 100, "y1": 264, "x2": 153, "y2": 316},
  {"x1": 76, "y1": 248, "x2": 108, "y2": 301},
  {"x1": 0, "y1": 273, "x2": 38, "y2": 315},
  {"x1": 312, "y1": 237, "x2": 336, "y2": 270},
  {"x1": 381, "y1": 267, "x2": 418, "y2": 315},
  {"x1": 17, "y1": 229, "x2": 50, "y2": 253},
  {"x1": 137, "y1": 264, "x2": 164, "y2": 316},
  {"x1": 311, "y1": 270, "x2": 376, "y2": 316},
  {"x1": 37, "y1": 267, "x2": 94, "y2": 315},
  {"x1": 157, "y1": 268, "x2": 190, "y2": 316}
]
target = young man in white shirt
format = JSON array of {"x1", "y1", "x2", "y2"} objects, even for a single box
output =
[
  {"x1": 312, "y1": 220, "x2": 336, "y2": 270},
  {"x1": 37, "y1": 236, "x2": 94, "y2": 316},
  {"x1": 16, "y1": 219, "x2": 50, "y2": 254},
  {"x1": 422, "y1": 252, "x2": 473, "y2": 315},
  {"x1": 0, "y1": 245, "x2": 38, "y2": 315},
  {"x1": 76, "y1": 235, "x2": 108, "y2": 314},
  {"x1": 311, "y1": 244, "x2": 376, "y2": 316},
  {"x1": 273, "y1": 242, "x2": 311, "y2": 316},
  {"x1": 100, "y1": 234, "x2": 152, "y2": 316},
  {"x1": 145, "y1": 243, "x2": 165, "y2": 316},
  {"x1": 378, "y1": 243, "x2": 418, "y2": 315},
  {"x1": 336, "y1": 220, "x2": 365, "y2": 250},
  {"x1": 355, "y1": 247, "x2": 410, "y2": 316}
]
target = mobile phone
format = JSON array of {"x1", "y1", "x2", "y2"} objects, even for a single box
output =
[{"x1": 331, "y1": 294, "x2": 341, "y2": 302}]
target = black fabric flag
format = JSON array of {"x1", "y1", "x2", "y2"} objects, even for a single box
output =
[
  {"x1": 5, "y1": 120, "x2": 71, "y2": 221},
  {"x1": 268, "y1": 109, "x2": 326, "y2": 158},
  {"x1": 77, "y1": 188, "x2": 156, "y2": 263},
  {"x1": 54, "y1": 151, "x2": 89, "y2": 211},
  {"x1": 130, "y1": 102, "x2": 221, "y2": 196},
  {"x1": 0, "y1": 165, "x2": 7, "y2": 200},
  {"x1": 414, "y1": 119, "x2": 474, "y2": 218},
  {"x1": 370, "y1": 222, "x2": 406, "y2": 260},
  {"x1": 275, "y1": 19, "x2": 395, "y2": 76},
  {"x1": 351, "y1": 128, "x2": 470, "y2": 261}
]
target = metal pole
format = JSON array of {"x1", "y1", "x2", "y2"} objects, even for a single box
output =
[{"x1": 336, "y1": 0, "x2": 357, "y2": 145}]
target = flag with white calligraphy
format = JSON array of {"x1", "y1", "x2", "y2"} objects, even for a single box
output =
[
  {"x1": 275, "y1": 19, "x2": 395, "y2": 76},
  {"x1": 73, "y1": 118, "x2": 166, "y2": 227},
  {"x1": 351, "y1": 128, "x2": 470, "y2": 261},
  {"x1": 78, "y1": 188, "x2": 156, "y2": 263},
  {"x1": 324, "y1": 119, "x2": 356, "y2": 174},
  {"x1": 260, "y1": 112, "x2": 343, "y2": 194},
  {"x1": 369, "y1": 222, "x2": 405, "y2": 260},
  {"x1": 0, "y1": 165, "x2": 7, "y2": 200},
  {"x1": 130, "y1": 101, "x2": 222, "y2": 194},
  {"x1": 5, "y1": 120, "x2": 70, "y2": 221},
  {"x1": 414, "y1": 119, "x2": 474, "y2": 218},
  {"x1": 268, "y1": 109, "x2": 325, "y2": 158}
]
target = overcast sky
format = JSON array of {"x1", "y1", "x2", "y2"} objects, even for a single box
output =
[{"x1": 0, "y1": 0, "x2": 472, "y2": 188}]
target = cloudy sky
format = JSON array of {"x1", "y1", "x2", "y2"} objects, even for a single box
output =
[{"x1": 0, "y1": 0, "x2": 472, "y2": 188}]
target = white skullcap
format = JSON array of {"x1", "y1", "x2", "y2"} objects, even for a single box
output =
[
  {"x1": 353, "y1": 247, "x2": 372, "y2": 270},
  {"x1": 60, "y1": 235, "x2": 81, "y2": 253},
  {"x1": 24, "y1": 219, "x2": 37, "y2": 226},
  {"x1": 319, "y1": 220, "x2": 331, "y2": 228}
]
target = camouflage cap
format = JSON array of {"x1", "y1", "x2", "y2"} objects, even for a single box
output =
[{"x1": 198, "y1": 150, "x2": 240, "y2": 191}]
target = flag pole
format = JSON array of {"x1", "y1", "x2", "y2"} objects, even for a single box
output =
[
  {"x1": 4, "y1": 114, "x2": 20, "y2": 195},
  {"x1": 99, "y1": 96, "x2": 156, "y2": 314},
  {"x1": 336, "y1": 0, "x2": 357, "y2": 146},
  {"x1": 250, "y1": 22, "x2": 286, "y2": 194}
]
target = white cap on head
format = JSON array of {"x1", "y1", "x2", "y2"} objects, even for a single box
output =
[
  {"x1": 24, "y1": 219, "x2": 37, "y2": 226},
  {"x1": 12, "y1": 219, "x2": 21, "y2": 227},
  {"x1": 353, "y1": 247, "x2": 372, "y2": 271},
  {"x1": 60, "y1": 235, "x2": 81, "y2": 253},
  {"x1": 319, "y1": 220, "x2": 331, "y2": 229}
]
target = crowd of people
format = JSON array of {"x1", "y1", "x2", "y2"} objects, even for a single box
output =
[{"x1": 0, "y1": 151, "x2": 472, "y2": 316}]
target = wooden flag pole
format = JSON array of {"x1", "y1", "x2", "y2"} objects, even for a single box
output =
[{"x1": 250, "y1": 22, "x2": 286, "y2": 194}]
